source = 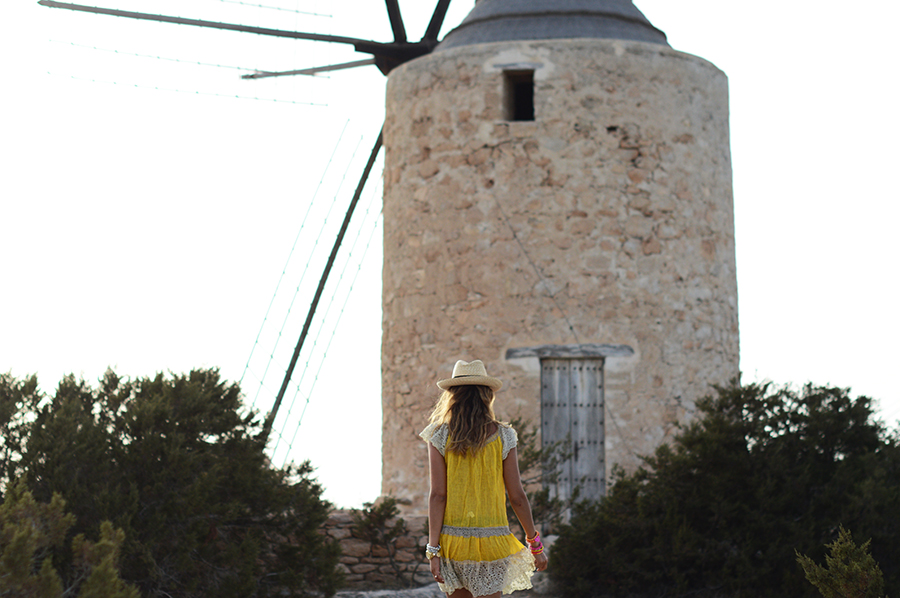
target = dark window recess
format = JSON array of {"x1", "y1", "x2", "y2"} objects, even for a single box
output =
[{"x1": 504, "y1": 70, "x2": 534, "y2": 121}]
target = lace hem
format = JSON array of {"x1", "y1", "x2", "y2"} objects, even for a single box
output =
[{"x1": 438, "y1": 546, "x2": 535, "y2": 597}]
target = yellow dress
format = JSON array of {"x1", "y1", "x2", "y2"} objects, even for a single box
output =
[{"x1": 420, "y1": 422, "x2": 535, "y2": 596}]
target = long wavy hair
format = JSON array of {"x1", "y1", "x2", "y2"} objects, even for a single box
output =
[{"x1": 429, "y1": 384, "x2": 500, "y2": 455}]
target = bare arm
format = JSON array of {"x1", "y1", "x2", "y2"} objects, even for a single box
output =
[
  {"x1": 502, "y1": 447, "x2": 537, "y2": 538},
  {"x1": 427, "y1": 443, "x2": 447, "y2": 583},
  {"x1": 428, "y1": 443, "x2": 447, "y2": 545},
  {"x1": 503, "y1": 447, "x2": 548, "y2": 571}
]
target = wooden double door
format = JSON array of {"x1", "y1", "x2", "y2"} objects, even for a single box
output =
[{"x1": 540, "y1": 358, "x2": 605, "y2": 502}]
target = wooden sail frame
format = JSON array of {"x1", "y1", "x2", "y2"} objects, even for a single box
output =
[
  {"x1": 38, "y1": 0, "x2": 452, "y2": 75},
  {"x1": 38, "y1": 0, "x2": 455, "y2": 441}
]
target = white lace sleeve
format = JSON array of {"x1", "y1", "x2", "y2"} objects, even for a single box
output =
[
  {"x1": 419, "y1": 422, "x2": 448, "y2": 456},
  {"x1": 500, "y1": 425, "x2": 518, "y2": 460}
]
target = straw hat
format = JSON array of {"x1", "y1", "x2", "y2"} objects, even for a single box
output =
[{"x1": 437, "y1": 360, "x2": 503, "y2": 391}]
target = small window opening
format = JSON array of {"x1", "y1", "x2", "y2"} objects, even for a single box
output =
[{"x1": 503, "y1": 70, "x2": 534, "y2": 121}]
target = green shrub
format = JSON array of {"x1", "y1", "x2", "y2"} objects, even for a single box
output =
[
  {"x1": 0, "y1": 369, "x2": 342, "y2": 598},
  {"x1": 352, "y1": 496, "x2": 422, "y2": 588},
  {"x1": 797, "y1": 526, "x2": 886, "y2": 598},
  {"x1": 0, "y1": 481, "x2": 138, "y2": 598},
  {"x1": 550, "y1": 381, "x2": 900, "y2": 598}
]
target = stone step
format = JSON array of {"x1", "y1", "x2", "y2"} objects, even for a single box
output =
[{"x1": 336, "y1": 581, "x2": 554, "y2": 598}]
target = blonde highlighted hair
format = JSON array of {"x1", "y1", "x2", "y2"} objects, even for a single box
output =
[{"x1": 429, "y1": 384, "x2": 500, "y2": 455}]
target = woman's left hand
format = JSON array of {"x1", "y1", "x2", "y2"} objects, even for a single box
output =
[
  {"x1": 430, "y1": 557, "x2": 444, "y2": 584},
  {"x1": 533, "y1": 551, "x2": 548, "y2": 572}
]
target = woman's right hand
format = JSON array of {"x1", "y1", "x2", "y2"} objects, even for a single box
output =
[
  {"x1": 430, "y1": 556, "x2": 444, "y2": 583},
  {"x1": 533, "y1": 551, "x2": 548, "y2": 572}
]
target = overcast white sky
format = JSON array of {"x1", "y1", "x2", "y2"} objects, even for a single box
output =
[{"x1": 2, "y1": 0, "x2": 898, "y2": 509}]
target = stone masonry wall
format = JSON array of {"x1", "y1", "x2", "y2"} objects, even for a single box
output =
[
  {"x1": 325, "y1": 510, "x2": 433, "y2": 589},
  {"x1": 382, "y1": 39, "x2": 739, "y2": 515},
  {"x1": 325, "y1": 508, "x2": 554, "y2": 594}
]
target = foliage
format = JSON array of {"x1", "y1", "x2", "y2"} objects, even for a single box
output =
[
  {"x1": 0, "y1": 369, "x2": 342, "y2": 598},
  {"x1": 550, "y1": 381, "x2": 900, "y2": 598},
  {"x1": 352, "y1": 496, "x2": 420, "y2": 588},
  {"x1": 0, "y1": 481, "x2": 71, "y2": 598},
  {"x1": 0, "y1": 480, "x2": 138, "y2": 598},
  {"x1": 0, "y1": 373, "x2": 42, "y2": 489},
  {"x1": 507, "y1": 417, "x2": 577, "y2": 534},
  {"x1": 797, "y1": 526, "x2": 886, "y2": 598}
]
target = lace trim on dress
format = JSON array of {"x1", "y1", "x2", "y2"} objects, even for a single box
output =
[
  {"x1": 438, "y1": 546, "x2": 535, "y2": 597},
  {"x1": 442, "y1": 525, "x2": 511, "y2": 538},
  {"x1": 421, "y1": 424, "x2": 507, "y2": 456},
  {"x1": 419, "y1": 422, "x2": 449, "y2": 456},
  {"x1": 500, "y1": 426, "x2": 518, "y2": 460}
]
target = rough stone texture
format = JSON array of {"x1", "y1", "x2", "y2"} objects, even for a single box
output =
[
  {"x1": 382, "y1": 38, "x2": 739, "y2": 515},
  {"x1": 336, "y1": 587, "x2": 445, "y2": 598},
  {"x1": 335, "y1": 576, "x2": 555, "y2": 598},
  {"x1": 330, "y1": 520, "x2": 557, "y2": 596},
  {"x1": 324, "y1": 509, "x2": 431, "y2": 590}
]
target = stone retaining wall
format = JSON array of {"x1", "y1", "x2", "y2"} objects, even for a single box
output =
[
  {"x1": 325, "y1": 508, "x2": 554, "y2": 594},
  {"x1": 324, "y1": 509, "x2": 433, "y2": 589}
]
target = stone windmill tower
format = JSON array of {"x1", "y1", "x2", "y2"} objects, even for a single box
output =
[{"x1": 382, "y1": 0, "x2": 739, "y2": 514}]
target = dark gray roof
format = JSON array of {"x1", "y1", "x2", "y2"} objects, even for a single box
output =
[{"x1": 436, "y1": 0, "x2": 668, "y2": 51}]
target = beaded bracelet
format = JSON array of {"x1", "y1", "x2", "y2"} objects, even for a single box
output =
[{"x1": 425, "y1": 544, "x2": 441, "y2": 560}]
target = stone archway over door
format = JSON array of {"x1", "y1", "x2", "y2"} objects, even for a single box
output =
[{"x1": 541, "y1": 358, "x2": 605, "y2": 502}]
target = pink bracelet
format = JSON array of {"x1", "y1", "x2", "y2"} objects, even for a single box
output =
[{"x1": 526, "y1": 533, "x2": 543, "y2": 553}]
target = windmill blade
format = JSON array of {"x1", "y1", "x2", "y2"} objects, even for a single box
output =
[
  {"x1": 422, "y1": 0, "x2": 452, "y2": 42},
  {"x1": 242, "y1": 58, "x2": 376, "y2": 80},
  {"x1": 261, "y1": 127, "x2": 384, "y2": 444},
  {"x1": 38, "y1": 0, "x2": 374, "y2": 47},
  {"x1": 384, "y1": 0, "x2": 407, "y2": 44},
  {"x1": 39, "y1": 0, "x2": 449, "y2": 76}
]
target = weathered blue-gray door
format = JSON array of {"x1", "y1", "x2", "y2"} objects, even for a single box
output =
[{"x1": 541, "y1": 358, "x2": 605, "y2": 502}]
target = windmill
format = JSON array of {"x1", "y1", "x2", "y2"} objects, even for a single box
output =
[
  {"x1": 376, "y1": 0, "x2": 738, "y2": 513},
  {"x1": 39, "y1": 0, "x2": 741, "y2": 518},
  {"x1": 38, "y1": 0, "x2": 459, "y2": 442}
]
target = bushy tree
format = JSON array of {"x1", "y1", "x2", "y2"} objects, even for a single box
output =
[
  {"x1": 550, "y1": 381, "x2": 900, "y2": 598},
  {"x1": 0, "y1": 373, "x2": 42, "y2": 488},
  {"x1": 0, "y1": 481, "x2": 72, "y2": 597},
  {"x1": 0, "y1": 369, "x2": 341, "y2": 598},
  {"x1": 0, "y1": 481, "x2": 138, "y2": 598},
  {"x1": 797, "y1": 526, "x2": 885, "y2": 598}
]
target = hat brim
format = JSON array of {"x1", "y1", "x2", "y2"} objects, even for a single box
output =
[{"x1": 436, "y1": 376, "x2": 502, "y2": 391}]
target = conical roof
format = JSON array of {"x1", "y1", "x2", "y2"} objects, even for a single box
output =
[{"x1": 436, "y1": 0, "x2": 668, "y2": 51}]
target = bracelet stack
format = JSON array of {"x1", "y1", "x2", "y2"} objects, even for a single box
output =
[
  {"x1": 526, "y1": 532, "x2": 544, "y2": 555},
  {"x1": 425, "y1": 544, "x2": 441, "y2": 560}
]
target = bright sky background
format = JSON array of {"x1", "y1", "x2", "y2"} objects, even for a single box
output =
[{"x1": 3, "y1": 0, "x2": 898, "y2": 509}]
